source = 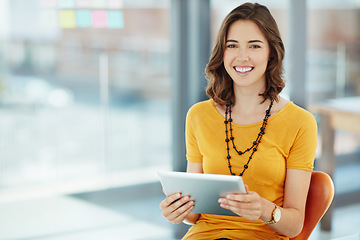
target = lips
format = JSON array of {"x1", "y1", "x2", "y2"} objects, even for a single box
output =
[{"x1": 234, "y1": 66, "x2": 254, "y2": 73}]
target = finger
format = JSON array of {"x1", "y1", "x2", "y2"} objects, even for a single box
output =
[
  {"x1": 222, "y1": 199, "x2": 256, "y2": 210},
  {"x1": 219, "y1": 197, "x2": 259, "y2": 211},
  {"x1": 224, "y1": 204, "x2": 260, "y2": 220},
  {"x1": 160, "y1": 192, "x2": 181, "y2": 209},
  {"x1": 244, "y1": 184, "x2": 250, "y2": 194},
  {"x1": 168, "y1": 201, "x2": 195, "y2": 224},
  {"x1": 219, "y1": 200, "x2": 243, "y2": 215},
  {"x1": 226, "y1": 192, "x2": 256, "y2": 203},
  {"x1": 169, "y1": 195, "x2": 192, "y2": 213},
  {"x1": 219, "y1": 200, "x2": 260, "y2": 218},
  {"x1": 161, "y1": 195, "x2": 192, "y2": 217},
  {"x1": 224, "y1": 194, "x2": 248, "y2": 203}
]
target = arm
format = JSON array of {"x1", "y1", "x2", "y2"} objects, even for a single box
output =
[
  {"x1": 159, "y1": 162, "x2": 203, "y2": 225},
  {"x1": 219, "y1": 168, "x2": 311, "y2": 237},
  {"x1": 261, "y1": 168, "x2": 311, "y2": 237}
]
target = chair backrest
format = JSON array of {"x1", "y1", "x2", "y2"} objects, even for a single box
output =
[{"x1": 290, "y1": 171, "x2": 335, "y2": 240}]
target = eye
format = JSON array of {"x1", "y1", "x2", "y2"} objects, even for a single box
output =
[
  {"x1": 250, "y1": 45, "x2": 261, "y2": 49},
  {"x1": 226, "y1": 44, "x2": 236, "y2": 48}
]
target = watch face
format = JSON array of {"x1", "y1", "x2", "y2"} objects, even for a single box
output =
[{"x1": 274, "y1": 208, "x2": 281, "y2": 222}]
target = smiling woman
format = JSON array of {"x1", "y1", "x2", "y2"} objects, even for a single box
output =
[{"x1": 160, "y1": 2, "x2": 318, "y2": 240}]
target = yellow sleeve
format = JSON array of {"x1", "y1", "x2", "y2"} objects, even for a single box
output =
[
  {"x1": 185, "y1": 104, "x2": 203, "y2": 163},
  {"x1": 286, "y1": 111, "x2": 318, "y2": 171}
]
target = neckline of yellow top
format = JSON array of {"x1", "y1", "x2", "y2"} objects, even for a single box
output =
[{"x1": 209, "y1": 98, "x2": 292, "y2": 127}]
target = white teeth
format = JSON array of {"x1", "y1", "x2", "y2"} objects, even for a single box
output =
[{"x1": 235, "y1": 67, "x2": 253, "y2": 73}]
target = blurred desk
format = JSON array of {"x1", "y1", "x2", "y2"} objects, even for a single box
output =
[{"x1": 310, "y1": 96, "x2": 360, "y2": 231}]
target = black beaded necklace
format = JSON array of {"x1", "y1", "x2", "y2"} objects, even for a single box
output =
[{"x1": 224, "y1": 100, "x2": 274, "y2": 176}]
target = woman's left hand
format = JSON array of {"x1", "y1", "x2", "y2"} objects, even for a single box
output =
[{"x1": 218, "y1": 185, "x2": 263, "y2": 221}]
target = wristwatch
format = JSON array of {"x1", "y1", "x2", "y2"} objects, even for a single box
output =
[{"x1": 261, "y1": 203, "x2": 281, "y2": 224}]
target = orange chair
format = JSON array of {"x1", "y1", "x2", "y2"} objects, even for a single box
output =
[{"x1": 290, "y1": 171, "x2": 335, "y2": 240}]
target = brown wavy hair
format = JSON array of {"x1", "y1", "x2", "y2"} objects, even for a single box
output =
[{"x1": 206, "y1": 3, "x2": 285, "y2": 105}]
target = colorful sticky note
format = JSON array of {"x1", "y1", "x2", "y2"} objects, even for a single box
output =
[
  {"x1": 76, "y1": 0, "x2": 91, "y2": 8},
  {"x1": 41, "y1": 0, "x2": 58, "y2": 8},
  {"x1": 92, "y1": 10, "x2": 107, "y2": 28},
  {"x1": 76, "y1": 10, "x2": 91, "y2": 27},
  {"x1": 58, "y1": 0, "x2": 75, "y2": 8},
  {"x1": 92, "y1": 0, "x2": 107, "y2": 8},
  {"x1": 108, "y1": 0, "x2": 123, "y2": 9},
  {"x1": 41, "y1": 10, "x2": 58, "y2": 28},
  {"x1": 59, "y1": 10, "x2": 76, "y2": 28},
  {"x1": 107, "y1": 10, "x2": 124, "y2": 28}
]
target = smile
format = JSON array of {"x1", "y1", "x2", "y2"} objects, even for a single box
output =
[{"x1": 234, "y1": 66, "x2": 254, "y2": 73}]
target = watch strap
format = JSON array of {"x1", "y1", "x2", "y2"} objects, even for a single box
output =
[{"x1": 261, "y1": 203, "x2": 280, "y2": 225}]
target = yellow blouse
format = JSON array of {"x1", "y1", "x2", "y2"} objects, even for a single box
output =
[{"x1": 183, "y1": 99, "x2": 317, "y2": 240}]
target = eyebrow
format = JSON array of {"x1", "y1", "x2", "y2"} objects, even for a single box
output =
[{"x1": 225, "y1": 39, "x2": 264, "y2": 44}]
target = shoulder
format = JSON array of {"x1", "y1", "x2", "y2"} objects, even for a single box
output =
[
  {"x1": 269, "y1": 97, "x2": 317, "y2": 134},
  {"x1": 287, "y1": 102, "x2": 316, "y2": 122},
  {"x1": 187, "y1": 99, "x2": 213, "y2": 118},
  {"x1": 279, "y1": 101, "x2": 317, "y2": 134},
  {"x1": 274, "y1": 97, "x2": 315, "y2": 121}
]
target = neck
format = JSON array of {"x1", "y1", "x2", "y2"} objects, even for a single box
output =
[
  {"x1": 232, "y1": 95, "x2": 268, "y2": 116},
  {"x1": 231, "y1": 80, "x2": 267, "y2": 115}
]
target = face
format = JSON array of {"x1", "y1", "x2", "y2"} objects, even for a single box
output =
[{"x1": 223, "y1": 20, "x2": 270, "y2": 91}]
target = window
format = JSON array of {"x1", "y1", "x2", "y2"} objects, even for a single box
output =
[{"x1": 0, "y1": 0, "x2": 171, "y2": 200}]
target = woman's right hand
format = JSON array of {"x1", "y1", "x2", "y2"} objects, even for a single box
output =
[{"x1": 160, "y1": 192, "x2": 195, "y2": 224}]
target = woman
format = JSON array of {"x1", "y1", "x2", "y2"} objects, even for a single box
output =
[{"x1": 160, "y1": 3, "x2": 317, "y2": 239}]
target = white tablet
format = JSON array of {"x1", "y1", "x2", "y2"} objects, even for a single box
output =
[{"x1": 158, "y1": 171, "x2": 246, "y2": 216}]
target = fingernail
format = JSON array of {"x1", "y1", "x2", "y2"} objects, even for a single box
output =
[
  {"x1": 176, "y1": 193, "x2": 181, "y2": 198},
  {"x1": 184, "y1": 196, "x2": 189, "y2": 201},
  {"x1": 218, "y1": 199, "x2": 223, "y2": 203}
]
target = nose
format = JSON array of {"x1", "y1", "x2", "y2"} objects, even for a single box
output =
[{"x1": 236, "y1": 48, "x2": 249, "y2": 62}]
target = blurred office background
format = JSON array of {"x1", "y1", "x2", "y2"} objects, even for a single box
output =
[{"x1": 0, "y1": 0, "x2": 359, "y2": 239}]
